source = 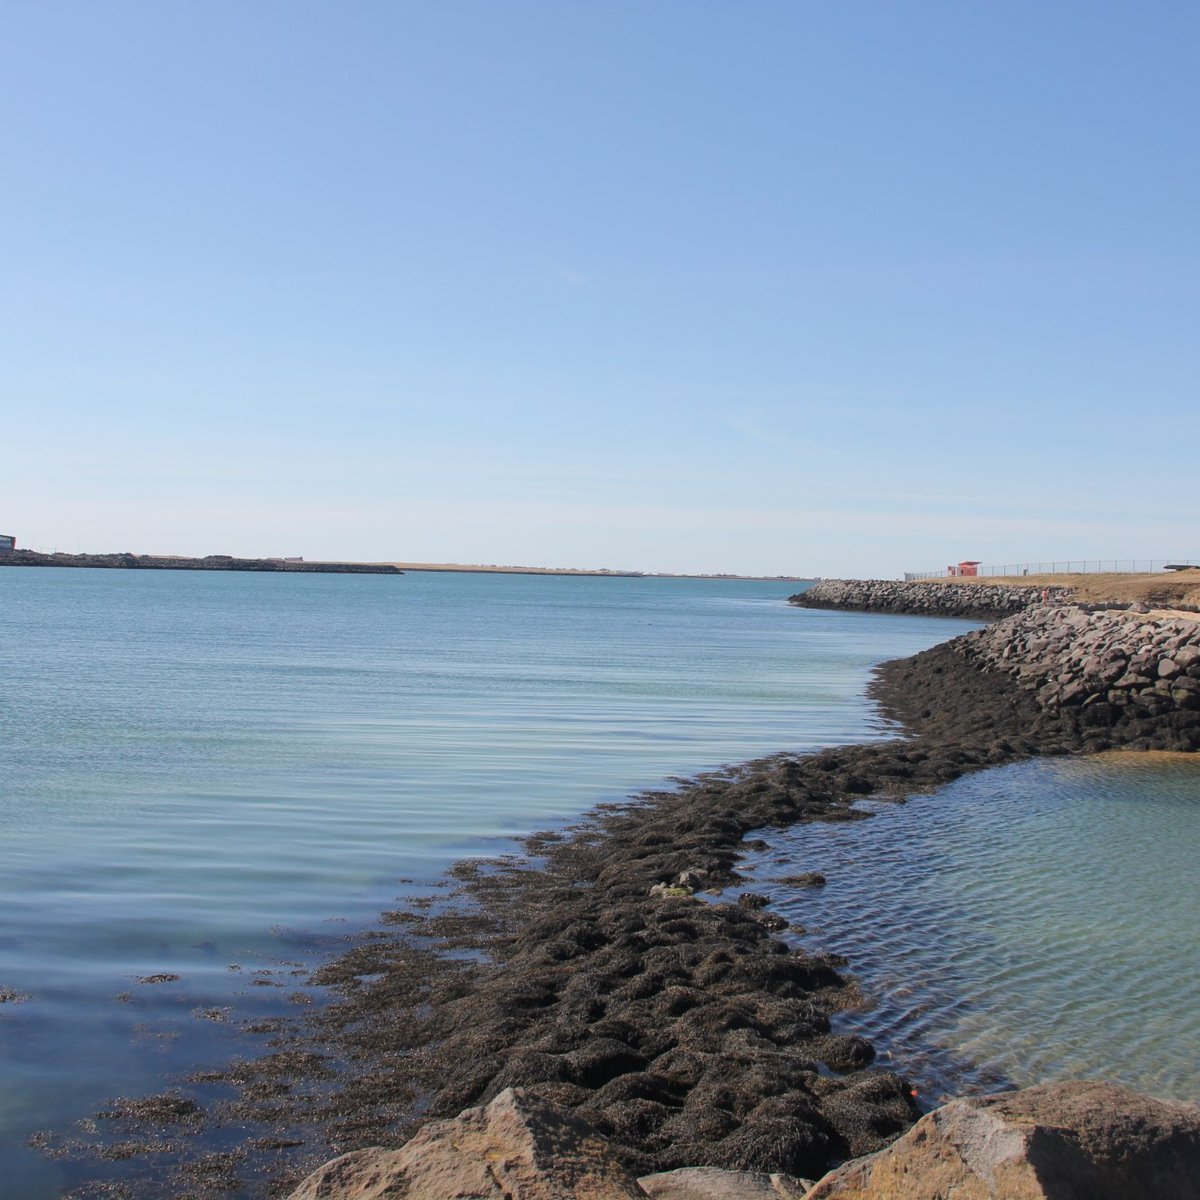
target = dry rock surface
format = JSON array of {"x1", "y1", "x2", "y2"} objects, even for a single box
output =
[
  {"x1": 639, "y1": 1166, "x2": 812, "y2": 1198},
  {"x1": 287, "y1": 1088, "x2": 646, "y2": 1199},
  {"x1": 805, "y1": 1080, "x2": 1200, "y2": 1200}
]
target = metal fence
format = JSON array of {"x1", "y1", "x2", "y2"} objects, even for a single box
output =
[{"x1": 904, "y1": 559, "x2": 1199, "y2": 581}]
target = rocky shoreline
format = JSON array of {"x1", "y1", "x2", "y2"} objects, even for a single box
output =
[
  {"x1": 789, "y1": 578, "x2": 1072, "y2": 619},
  {"x1": 789, "y1": 576, "x2": 1200, "y2": 620},
  {"x1": 0, "y1": 550, "x2": 402, "y2": 574},
  {"x1": 285, "y1": 1080, "x2": 1200, "y2": 1199},
  {"x1": 53, "y1": 592, "x2": 1200, "y2": 1197}
]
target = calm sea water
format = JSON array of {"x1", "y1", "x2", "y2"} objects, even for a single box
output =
[
  {"x1": 1, "y1": 570, "x2": 1197, "y2": 1196},
  {"x1": 0, "y1": 569, "x2": 969, "y2": 1196}
]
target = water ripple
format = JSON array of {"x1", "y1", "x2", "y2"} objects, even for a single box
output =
[{"x1": 744, "y1": 752, "x2": 1200, "y2": 1105}]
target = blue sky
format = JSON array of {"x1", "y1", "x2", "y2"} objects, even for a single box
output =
[{"x1": 3, "y1": 1, "x2": 1196, "y2": 576}]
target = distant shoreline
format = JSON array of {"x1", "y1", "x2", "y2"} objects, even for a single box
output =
[
  {"x1": 0, "y1": 550, "x2": 402, "y2": 575},
  {"x1": 1, "y1": 549, "x2": 810, "y2": 582},
  {"x1": 388, "y1": 560, "x2": 813, "y2": 581}
]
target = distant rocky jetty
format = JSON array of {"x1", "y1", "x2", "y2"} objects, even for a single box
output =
[
  {"x1": 0, "y1": 549, "x2": 401, "y2": 574},
  {"x1": 789, "y1": 578, "x2": 1070, "y2": 619}
]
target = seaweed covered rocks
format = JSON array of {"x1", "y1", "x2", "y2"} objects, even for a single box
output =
[{"x1": 285, "y1": 754, "x2": 946, "y2": 1184}]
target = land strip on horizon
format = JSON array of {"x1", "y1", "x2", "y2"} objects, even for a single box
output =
[{"x1": 384, "y1": 561, "x2": 812, "y2": 581}]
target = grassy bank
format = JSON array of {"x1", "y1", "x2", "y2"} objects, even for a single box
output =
[{"x1": 929, "y1": 570, "x2": 1200, "y2": 609}]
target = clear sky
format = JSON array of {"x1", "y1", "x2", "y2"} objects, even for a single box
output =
[{"x1": 3, "y1": 1, "x2": 1197, "y2": 577}]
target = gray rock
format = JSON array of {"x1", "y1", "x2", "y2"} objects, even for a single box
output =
[
  {"x1": 789, "y1": 579, "x2": 1067, "y2": 620},
  {"x1": 933, "y1": 603, "x2": 1199, "y2": 743}
]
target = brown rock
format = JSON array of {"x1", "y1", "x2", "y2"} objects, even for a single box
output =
[
  {"x1": 638, "y1": 1166, "x2": 813, "y2": 1199},
  {"x1": 805, "y1": 1080, "x2": 1200, "y2": 1200},
  {"x1": 287, "y1": 1148, "x2": 408, "y2": 1200},
  {"x1": 287, "y1": 1087, "x2": 645, "y2": 1199}
]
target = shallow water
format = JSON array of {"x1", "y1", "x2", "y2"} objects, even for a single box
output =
[
  {"x1": 746, "y1": 752, "x2": 1200, "y2": 1106},
  {"x1": 0, "y1": 568, "x2": 972, "y2": 1196}
]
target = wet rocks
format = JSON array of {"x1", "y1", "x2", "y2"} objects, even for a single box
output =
[
  {"x1": 804, "y1": 1080, "x2": 1200, "y2": 1200},
  {"x1": 246, "y1": 745, "x2": 960, "y2": 1188}
]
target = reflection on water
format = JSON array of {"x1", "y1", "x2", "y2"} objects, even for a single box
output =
[{"x1": 745, "y1": 753, "x2": 1200, "y2": 1106}]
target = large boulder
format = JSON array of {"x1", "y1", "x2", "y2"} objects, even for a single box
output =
[
  {"x1": 287, "y1": 1087, "x2": 646, "y2": 1199},
  {"x1": 805, "y1": 1080, "x2": 1200, "y2": 1200}
]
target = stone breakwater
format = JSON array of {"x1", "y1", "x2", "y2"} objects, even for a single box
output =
[
  {"x1": 789, "y1": 579, "x2": 1071, "y2": 619},
  {"x1": 950, "y1": 604, "x2": 1200, "y2": 750}
]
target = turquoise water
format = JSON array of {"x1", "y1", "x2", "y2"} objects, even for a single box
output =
[
  {"x1": 0, "y1": 569, "x2": 972, "y2": 1196},
  {"x1": 744, "y1": 752, "x2": 1200, "y2": 1106}
]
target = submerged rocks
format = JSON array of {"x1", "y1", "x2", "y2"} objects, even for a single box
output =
[
  {"x1": 805, "y1": 1080, "x2": 1200, "y2": 1200},
  {"x1": 776, "y1": 873, "x2": 827, "y2": 888},
  {"x1": 790, "y1": 580, "x2": 1067, "y2": 620}
]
